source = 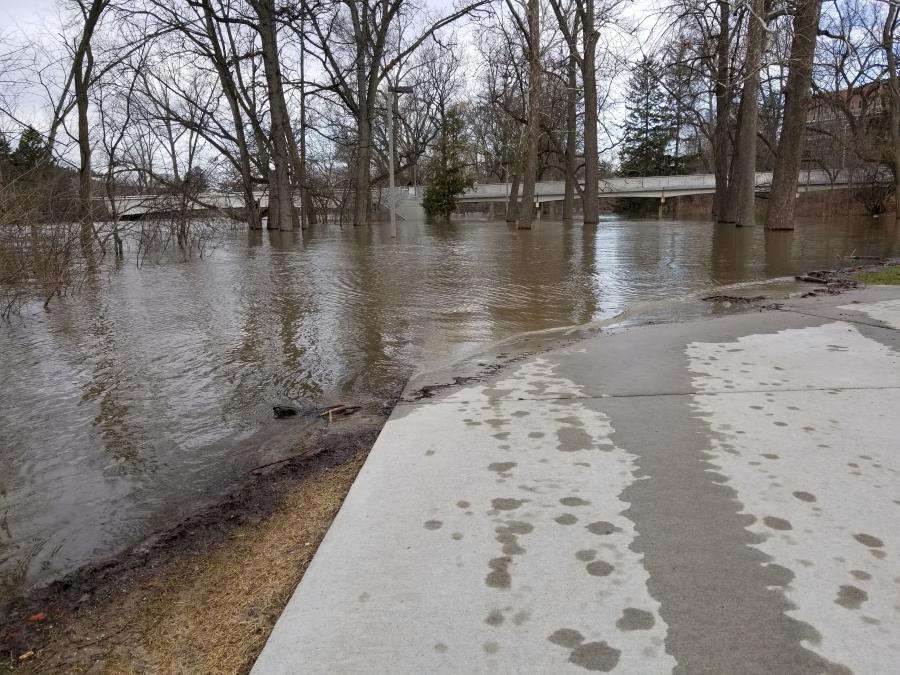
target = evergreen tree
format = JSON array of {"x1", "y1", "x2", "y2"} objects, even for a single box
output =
[
  {"x1": 0, "y1": 131, "x2": 11, "y2": 161},
  {"x1": 12, "y1": 126, "x2": 50, "y2": 172},
  {"x1": 619, "y1": 57, "x2": 672, "y2": 177},
  {"x1": 422, "y1": 105, "x2": 473, "y2": 221}
]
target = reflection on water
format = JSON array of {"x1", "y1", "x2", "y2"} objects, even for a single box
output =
[{"x1": 1, "y1": 214, "x2": 898, "y2": 604}]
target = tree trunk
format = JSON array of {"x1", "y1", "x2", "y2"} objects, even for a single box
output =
[
  {"x1": 517, "y1": 0, "x2": 541, "y2": 230},
  {"x1": 72, "y1": 0, "x2": 109, "y2": 249},
  {"x1": 354, "y1": 104, "x2": 372, "y2": 226},
  {"x1": 581, "y1": 0, "x2": 599, "y2": 225},
  {"x1": 506, "y1": 162, "x2": 521, "y2": 223},
  {"x1": 298, "y1": 13, "x2": 316, "y2": 227},
  {"x1": 255, "y1": 0, "x2": 294, "y2": 231},
  {"x1": 766, "y1": 0, "x2": 822, "y2": 230},
  {"x1": 75, "y1": 61, "x2": 93, "y2": 249},
  {"x1": 728, "y1": 0, "x2": 766, "y2": 227},
  {"x1": 883, "y1": 5, "x2": 900, "y2": 214},
  {"x1": 713, "y1": 0, "x2": 732, "y2": 221},
  {"x1": 563, "y1": 48, "x2": 577, "y2": 222},
  {"x1": 200, "y1": 0, "x2": 261, "y2": 230}
]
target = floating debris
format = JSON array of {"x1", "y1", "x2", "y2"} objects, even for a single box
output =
[{"x1": 272, "y1": 405, "x2": 299, "y2": 419}]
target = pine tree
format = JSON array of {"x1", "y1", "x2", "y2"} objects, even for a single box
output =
[
  {"x1": 0, "y1": 131, "x2": 11, "y2": 161},
  {"x1": 619, "y1": 57, "x2": 672, "y2": 177},
  {"x1": 12, "y1": 126, "x2": 50, "y2": 172},
  {"x1": 423, "y1": 105, "x2": 473, "y2": 221}
]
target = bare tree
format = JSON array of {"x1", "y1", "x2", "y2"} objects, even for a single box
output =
[
  {"x1": 303, "y1": 0, "x2": 488, "y2": 226},
  {"x1": 722, "y1": 0, "x2": 768, "y2": 226},
  {"x1": 766, "y1": 0, "x2": 823, "y2": 230}
]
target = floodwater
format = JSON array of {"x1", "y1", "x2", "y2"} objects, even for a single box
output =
[{"x1": 1, "y1": 214, "x2": 898, "y2": 606}]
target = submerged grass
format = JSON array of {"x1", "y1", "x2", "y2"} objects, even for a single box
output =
[{"x1": 854, "y1": 265, "x2": 900, "y2": 285}]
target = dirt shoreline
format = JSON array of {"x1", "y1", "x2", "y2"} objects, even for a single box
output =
[{"x1": 0, "y1": 402, "x2": 392, "y2": 674}]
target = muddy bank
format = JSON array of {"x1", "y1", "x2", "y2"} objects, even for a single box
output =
[{"x1": 0, "y1": 403, "x2": 389, "y2": 673}]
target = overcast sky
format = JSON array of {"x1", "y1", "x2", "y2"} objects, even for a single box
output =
[{"x1": 1, "y1": 0, "x2": 58, "y2": 33}]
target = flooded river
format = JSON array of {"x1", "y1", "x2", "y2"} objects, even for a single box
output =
[{"x1": 2, "y1": 214, "x2": 899, "y2": 606}]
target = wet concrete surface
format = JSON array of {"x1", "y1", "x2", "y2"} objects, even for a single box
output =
[{"x1": 252, "y1": 287, "x2": 900, "y2": 674}]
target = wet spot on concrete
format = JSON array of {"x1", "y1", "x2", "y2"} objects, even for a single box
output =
[
  {"x1": 575, "y1": 549, "x2": 597, "y2": 562},
  {"x1": 528, "y1": 431, "x2": 545, "y2": 439},
  {"x1": 495, "y1": 521, "x2": 533, "y2": 555},
  {"x1": 434, "y1": 643, "x2": 448, "y2": 653},
  {"x1": 512, "y1": 410, "x2": 530, "y2": 417},
  {"x1": 761, "y1": 453, "x2": 779, "y2": 460},
  {"x1": 483, "y1": 641, "x2": 499, "y2": 655},
  {"x1": 512, "y1": 610, "x2": 530, "y2": 625},
  {"x1": 586, "y1": 521, "x2": 621, "y2": 536},
  {"x1": 854, "y1": 533, "x2": 884, "y2": 548},
  {"x1": 750, "y1": 405, "x2": 764, "y2": 410},
  {"x1": 492, "y1": 498, "x2": 524, "y2": 511},
  {"x1": 488, "y1": 462, "x2": 517, "y2": 474},
  {"x1": 485, "y1": 609, "x2": 505, "y2": 626},
  {"x1": 557, "y1": 426, "x2": 593, "y2": 452},
  {"x1": 452, "y1": 532, "x2": 463, "y2": 541},
  {"x1": 358, "y1": 592, "x2": 370, "y2": 603},
  {"x1": 560, "y1": 496, "x2": 591, "y2": 507},
  {"x1": 763, "y1": 516, "x2": 792, "y2": 531},
  {"x1": 793, "y1": 491, "x2": 816, "y2": 502},
  {"x1": 457, "y1": 500, "x2": 471, "y2": 509},
  {"x1": 555, "y1": 415, "x2": 584, "y2": 426},
  {"x1": 574, "y1": 461, "x2": 591, "y2": 467},
  {"x1": 424, "y1": 520, "x2": 443, "y2": 530},
  {"x1": 548, "y1": 628, "x2": 584, "y2": 649},
  {"x1": 765, "y1": 563, "x2": 794, "y2": 587},
  {"x1": 493, "y1": 432, "x2": 510, "y2": 440},
  {"x1": 425, "y1": 450, "x2": 435, "y2": 456},
  {"x1": 616, "y1": 608, "x2": 655, "y2": 631},
  {"x1": 774, "y1": 421, "x2": 788, "y2": 427},
  {"x1": 586, "y1": 560, "x2": 614, "y2": 577},
  {"x1": 850, "y1": 570, "x2": 871, "y2": 581},
  {"x1": 836, "y1": 585, "x2": 868, "y2": 609},
  {"x1": 486, "y1": 557, "x2": 512, "y2": 589},
  {"x1": 568, "y1": 641, "x2": 621, "y2": 672},
  {"x1": 555, "y1": 514, "x2": 578, "y2": 525}
]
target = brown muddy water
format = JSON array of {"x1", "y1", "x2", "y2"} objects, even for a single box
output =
[{"x1": 1, "y1": 214, "x2": 898, "y2": 607}]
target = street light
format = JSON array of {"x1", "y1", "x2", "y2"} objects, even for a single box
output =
[{"x1": 384, "y1": 84, "x2": 414, "y2": 238}]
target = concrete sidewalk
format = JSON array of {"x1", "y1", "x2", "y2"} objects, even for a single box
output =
[{"x1": 252, "y1": 287, "x2": 900, "y2": 675}]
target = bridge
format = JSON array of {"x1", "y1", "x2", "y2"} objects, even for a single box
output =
[
  {"x1": 451, "y1": 168, "x2": 860, "y2": 203},
  {"x1": 103, "y1": 191, "x2": 279, "y2": 220},
  {"x1": 379, "y1": 169, "x2": 866, "y2": 220},
  {"x1": 106, "y1": 169, "x2": 870, "y2": 221}
]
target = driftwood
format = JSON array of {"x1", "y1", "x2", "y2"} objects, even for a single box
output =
[{"x1": 319, "y1": 404, "x2": 361, "y2": 422}]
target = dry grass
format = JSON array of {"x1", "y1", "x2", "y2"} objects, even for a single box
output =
[
  {"x1": 107, "y1": 451, "x2": 365, "y2": 675},
  {"x1": 12, "y1": 447, "x2": 368, "y2": 675}
]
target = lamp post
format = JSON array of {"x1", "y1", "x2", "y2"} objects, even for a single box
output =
[{"x1": 385, "y1": 84, "x2": 414, "y2": 238}]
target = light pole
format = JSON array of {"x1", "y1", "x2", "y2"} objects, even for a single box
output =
[{"x1": 385, "y1": 84, "x2": 414, "y2": 238}]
